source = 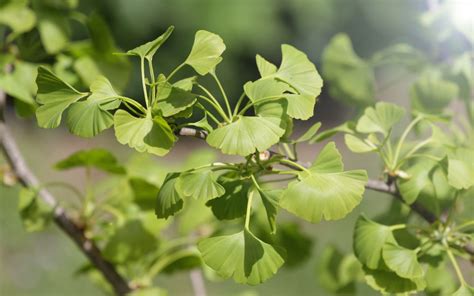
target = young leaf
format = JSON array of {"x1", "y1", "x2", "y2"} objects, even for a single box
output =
[
  {"x1": 185, "y1": 30, "x2": 226, "y2": 75},
  {"x1": 198, "y1": 229, "x2": 284, "y2": 285},
  {"x1": 363, "y1": 266, "x2": 426, "y2": 294},
  {"x1": 206, "y1": 100, "x2": 286, "y2": 156},
  {"x1": 280, "y1": 142, "x2": 367, "y2": 223},
  {"x1": 155, "y1": 173, "x2": 184, "y2": 219},
  {"x1": 18, "y1": 188, "x2": 53, "y2": 232},
  {"x1": 175, "y1": 170, "x2": 225, "y2": 201},
  {"x1": 382, "y1": 243, "x2": 424, "y2": 279},
  {"x1": 356, "y1": 102, "x2": 405, "y2": 136},
  {"x1": 66, "y1": 76, "x2": 121, "y2": 137},
  {"x1": 113, "y1": 110, "x2": 175, "y2": 156},
  {"x1": 255, "y1": 54, "x2": 277, "y2": 77},
  {"x1": 447, "y1": 147, "x2": 474, "y2": 190},
  {"x1": 54, "y1": 148, "x2": 125, "y2": 174},
  {"x1": 125, "y1": 26, "x2": 174, "y2": 61},
  {"x1": 35, "y1": 66, "x2": 88, "y2": 128},
  {"x1": 353, "y1": 215, "x2": 396, "y2": 269}
]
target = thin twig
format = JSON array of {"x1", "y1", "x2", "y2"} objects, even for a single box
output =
[{"x1": 0, "y1": 91, "x2": 131, "y2": 295}]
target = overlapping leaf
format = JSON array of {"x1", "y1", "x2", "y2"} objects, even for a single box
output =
[
  {"x1": 382, "y1": 243, "x2": 424, "y2": 279},
  {"x1": 176, "y1": 169, "x2": 225, "y2": 201},
  {"x1": 280, "y1": 142, "x2": 367, "y2": 223}
]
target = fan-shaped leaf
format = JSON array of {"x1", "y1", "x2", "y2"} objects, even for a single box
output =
[
  {"x1": 206, "y1": 179, "x2": 250, "y2": 220},
  {"x1": 398, "y1": 159, "x2": 437, "y2": 204},
  {"x1": 280, "y1": 142, "x2": 367, "y2": 223},
  {"x1": 55, "y1": 148, "x2": 125, "y2": 174},
  {"x1": 448, "y1": 148, "x2": 474, "y2": 190},
  {"x1": 411, "y1": 71, "x2": 459, "y2": 114},
  {"x1": 185, "y1": 30, "x2": 226, "y2": 75},
  {"x1": 363, "y1": 266, "x2": 426, "y2": 294},
  {"x1": 176, "y1": 170, "x2": 225, "y2": 201},
  {"x1": 155, "y1": 77, "x2": 197, "y2": 117},
  {"x1": 356, "y1": 102, "x2": 405, "y2": 136},
  {"x1": 35, "y1": 66, "x2": 88, "y2": 128},
  {"x1": 382, "y1": 243, "x2": 424, "y2": 279},
  {"x1": 155, "y1": 173, "x2": 184, "y2": 219},
  {"x1": 198, "y1": 229, "x2": 284, "y2": 285},
  {"x1": 256, "y1": 54, "x2": 277, "y2": 77},
  {"x1": 125, "y1": 26, "x2": 174, "y2": 61}
]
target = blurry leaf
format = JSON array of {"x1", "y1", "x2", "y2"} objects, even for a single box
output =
[
  {"x1": 35, "y1": 66, "x2": 88, "y2": 128},
  {"x1": 398, "y1": 159, "x2": 437, "y2": 204},
  {"x1": 128, "y1": 287, "x2": 167, "y2": 296},
  {"x1": 411, "y1": 71, "x2": 459, "y2": 115},
  {"x1": 176, "y1": 169, "x2": 225, "y2": 201},
  {"x1": 113, "y1": 110, "x2": 175, "y2": 156},
  {"x1": 256, "y1": 54, "x2": 277, "y2": 77},
  {"x1": 66, "y1": 77, "x2": 121, "y2": 137},
  {"x1": 161, "y1": 248, "x2": 202, "y2": 274},
  {"x1": 274, "y1": 223, "x2": 312, "y2": 268},
  {"x1": 453, "y1": 285, "x2": 474, "y2": 296},
  {"x1": 155, "y1": 173, "x2": 183, "y2": 219},
  {"x1": 187, "y1": 114, "x2": 213, "y2": 133},
  {"x1": 309, "y1": 121, "x2": 355, "y2": 143},
  {"x1": 206, "y1": 179, "x2": 250, "y2": 220},
  {"x1": 125, "y1": 26, "x2": 174, "y2": 61},
  {"x1": 34, "y1": 2, "x2": 70, "y2": 54},
  {"x1": 103, "y1": 219, "x2": 158, "y2": 263},
  {"x1": 447, "y1": 147, "x2": 474, "y2": 190},
  {"x1": 185, "y1": 30, "x2": 226, "y2": 75},
  {"x1": 425, "y1": 261, "x2": 456, "y2": 295},
  {"x1": 356, "y1": 102, "x2": 405, "y2": 136},
  {"x1": 0, "y1": 60, "x2": 37, "y2": 105},
  {"x1": 363, "y1": 266, "x2": 426, "y2": 294},
  {"x1": 129, "y1": 178, "x2": 160, "y2": 210},
  {"x1": 322, "y1": 33, "x2": 375, "y2": 106},
  {"x1": 344, "y1": 134, "x2": 377, "y2": 153},
  {"x1": 207, "y1": 100, "x2": 286, "y2": 156},
  {"x1": 0, "y1": 0, "x2": 36, "y2": 34},
  {"x1": 87, "y1": 13, "x2": 115, "y2": 54},
  {"x1": 55, "y1": 148, "x2": 125, "y2": 174},
  {"x1": 18, "y1": 188, "x2": 53, "y2": 232},
  {"x1": 198, "y1": 229, "x2": 284, "y2": 285},
  {"x1": 295, "y1": 122, "x2": 321, "y2": 143},
  {"x1": 353, "y1": 215, "x2": 396, "y2": 269},
  {"x1": 370, "y1": 43, "x2": 426, "y2": 70},
  {"x1": 382, "y1": 243, "x2": 424, "y2": 278},
  {"x1": 280, "y1": 142, "x2": 367, "y2": 223},
  {"x1": 448, "y1": 53, "x2": 473, "y2": 102}
]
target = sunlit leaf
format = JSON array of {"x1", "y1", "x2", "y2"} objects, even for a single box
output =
[
  {"x1": 453, "y1": 285, "x2": 474, "y2": 296},
  {"x1": 280, "y1": 142, "x2": 367, "y2": 223},
  {"x1": 155, "y1": 77, "x2": 197, "y2": 117},
  {"x1": 0, "y1": 0, "x2": 36, "y2": 34},
  {"x1": 255, "y1": 54, "x2": 277, "y2": 77},
  {"x1": 344, "y1": 134, "x2": 377, "y2": 153},
  {"x1": 295, "y1": 122, "x2": 321, "y2": 143},
  {"x1": 185, "y1": 30, "x2": 226, "y2": 75},
  {"x1": 198, "y1": 229, "x2": 284, "y2": 285}
]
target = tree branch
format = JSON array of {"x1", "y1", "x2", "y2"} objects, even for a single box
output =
[{"x1": 0, "y1": 92, "x2": 131, "y2": 295}]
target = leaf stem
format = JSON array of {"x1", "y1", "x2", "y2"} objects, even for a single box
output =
[
  {"x1": 250, "y1": 174, "x2": 262, "y2": 191},
  {"x1": 444, "y1": 243, "x2": 466, "y2": 285},
  {"x1": 211, "y1": 72, "x2": 232, "y2": 118},
  {"x1": 197, "y1": 95, "x2": 230, "y2": 123},
  {"x1": 244, "y1": 189, "x2": 254, "y2": 229},
  {"x1": 282, "y1": 143, "x2": 296, "y2": 160},
  {"x1": 167, "y1": 62, "x2": 185, "y2": 82},
  {"x1": 455, "y1": 220, "x2": 474, "y2": 231},
  {"x1": 392, "y1": 115, "x2": 423, "y2": 168},
  {"x1": 147, "y1": 59, "x2": 156, "y2": 103},
  {"x1": 140, "y1": 58, "x2": 149, "y2": 108},
  {"x1": 389, "y1": 224, "x2": 406, "y2": 231},
  {"x1": 233, "y1": 92, "x2": 246, "y2": 116},
  {"x1": 279, "y1": 159, "x2": 309, "y2": 173},
  {"x1": 118, "y1": 96, "x2": 147, "y2": 114},
  {"x1": 395, "y1": 137, "x2": 432, "y2": 169},
  {"x1": 195, "y1": 103, "x2": 220, "y2": 125}
]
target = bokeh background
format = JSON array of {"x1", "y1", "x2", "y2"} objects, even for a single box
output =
[{"x1": 1, "y1": 0, "x2": 472, "y2": 295}]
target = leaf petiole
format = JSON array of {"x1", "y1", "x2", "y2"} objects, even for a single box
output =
[
  {"x1": 167, "y1": 62, "x2": 185, "y2": 82},
  {"x1": 244, "y1": 188, "x2": 254, "y2": 229},
  {"x1": 444, "y1": 242, "x2": 466, "y2": 285},
  {"x1": 392, "y1": 115, "x2": 423, "y2": 168},
  {"x1": 233, "y1": 92, "x2": 247, "y2": 116},
  {"x1": 140, "y1": 58, "x2": 150, "y2": 108},
  {"x1": 197, "y1": 95, "x2": 230, "y2": 123},
  {"x1": 211, "y1": 71, "x2": 232, "y2": 118}
]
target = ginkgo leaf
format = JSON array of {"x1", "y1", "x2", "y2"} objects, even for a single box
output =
[
  {"x1": 54, "y1": 148, "x2": 125, "y2": 174},
  {"x1": 175, "y1": 170, "x2": 225, "y2": 201},
  {"x1": 256, "y1": 54, "x2": 277, "y2": 77},
  {"x1": 453, "y1": 285, "x2": 474, "y2": 296},
  {"x1": 185, "y1": 30, "x2": 226, "y2": 75},
  {"x1": 447, "y1": 148, "x2": 474, "y2": 190},
  {"x1": 253, "y1": 188, "x2": 280, "y2": 234},
  {"x1": 113, "y1": 110, "x2": 175, "y2": 156},
  {"x1": 206, "y1": 179, "x2": 250, "y2": 220},
  {"x1": 280, "y1": 142, "x2": 367, "y2": 223},
  {"x1": 275, "y1": 44, "x2": 323, "y2": 97},
  {"x1": 243, "y1": 79, "x2": 287, "y2": 103},
  {"x1": 155, "y1": 79, "x2": 197, "y2": 117},
  {"x1": 363, "y1": 266, "x2": 426, "y2": 294},
  {"x1": 198, "y1": 229, "x2": 284, "y2": 285},
  {"x1": 382, "y1": 243, "x2": 424, "y2": 279},
  {"x1": 344, "y1": 134, "x2": 378, "y2": 153},
  {"x1": 353, "y1": 215, "x2": 397, "y2": 269},
  {"x1": 35, "y1": 66, "x2": 88, "y2": 128},
  {"x1": 356, "y1": 102, "x2": 405, "y2": 136},
  {"x1": 207, "y1": 100, "x2": 286, "y2": 156},
  {"x1": 398, "y1": 159, "x2": 437, "y2": 204},
  {"x1": 125, "y1": 26, "x2": 174, "y2": 61},
  {"x1": 155, "y1": 173, "x2": 184, "y2": 219},
  {"x1": 0, "y1": 0, "x2": 36, "y2": 34},
  {"x1": 18, "y1": 188, "x2": 53, "y2": 232},
  {"x1": 411, "y1": 71, "x2": 459, "y2": 114},
  {"x1": 67, "y1": 76, "x2": 121, "y2": 137}
]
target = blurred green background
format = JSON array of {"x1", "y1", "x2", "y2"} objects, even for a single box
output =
[{"x1": 1, "y1": 0, "x2": 471, "y2": 295}]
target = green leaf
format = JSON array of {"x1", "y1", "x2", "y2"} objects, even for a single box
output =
[
  {"x1": 273, "y1": 223, "x2": 312, "y2": 268},
  {"x1": 175, "y1": 169, "x2": 225, "y2": 201},
  {"x1": 344, "y1": 134, "x2": 378, "y2": 153},
  {"x1": 206, "y1": 179, "x2": 250, "y2": 220},
  {"x1": 382, "y1": 243, "x2": 424, "y2": 278},
  {"x1": 243, "y1": 79, "x2": 287, "y2": 104},
  {"x1": 0, "y1": 60, "x2": 37, "y2": 105},
  {"x1": 155, "y1": 173, "x2": 184, "y2": 219},
  {"x1": 280, "y1": 142, "x2": 367, "y2": 223},
  {"x1": 353, "y1": 215, "x2": 396, "y2": 269},
  {"x1": 35, "y1": 66, "x2": 88, "y2": 128},
  {"x1": 411, "y1": 71, "x2": 459, "y2": 114},
  {"x1": 35, "y1": 4, "x2": 70, "y2": 54},
  {"x1": 453, "y1": 285, "x2": 474, "y2": 296},
  {"x1": 295, "y1": 122, "x2": 321, "y2": 143},
  {"x1": 322, "y1": 33, "x2": 375, "y2": 106},
  {"x1": 363, "y1": 266, "x2": 426, "y2": 294},
  {"x1": 0, "y1": 0, "x2": 36, "y2": 34},
  {"x1": 18, "y1": 188, "x2": 53, "y2": 232},
  {"x1": 198, "y1": 229, "x2": 284, "y2": 285},
  {"x1": 67, "y1": 77, "x2": 121, "y2": 138},
  {"x1": 255, "y1": 54, "x2": 277, "y2": 77},
  {"x1": 103, "y1": 219, "x2": 158, "y2": 263},
  {"x1": 398, "y1": 159, "x2": 437, "y2": 204},
  {"x1": 356, "y1": 102, "x2": 405, "y2": 136},
  {"x1": 207, "y1": 101, "x2": 286, "y2": 156},
  {"x1": 253, "y1": 188, "x2": 280, "y2": 234},
  {"x1": 447, "y1": 148, "x2": 474, "y2": 190},
  {"x1": 55, "y1": 148, "x2": 125, "y2": 174},
  {"x1": 309, "y1": 121, "x2": 356, "y2": 143},
  {"x1": 128, "y1": 287, "x2": 167, "y2": 296},
  {"x1": 185, "y1": 30, "x2": 226, "y2": 75},
  {"x1": 155, "y1": 78, "x2": 197, "y2": 117},
  {"x1": 125, "y1": 26, "x2": 174, "y2": 61},
  {"x1": 113, "y1": 110, "x2": 175, "y2": 156},
  {"x1": 129, "y1": 178, "x2": 160, "y2": 210}
]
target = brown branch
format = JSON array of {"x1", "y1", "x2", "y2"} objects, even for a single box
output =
[{"x1": 0, "y1": 92, "x2": 131, "y2": 295}]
